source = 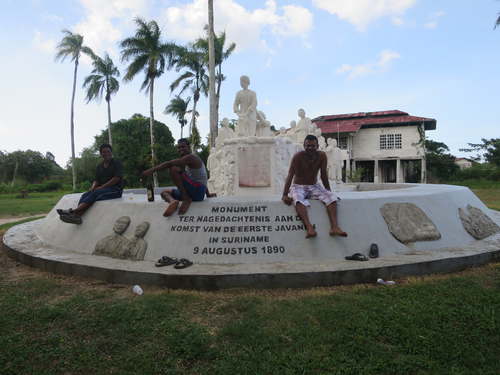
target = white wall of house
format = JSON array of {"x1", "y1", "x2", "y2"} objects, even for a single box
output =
[
  {"x1": 351, "y1": 126, "x2": 424, "y2": 160},
  {"x1": 455, "y1": 159, "x2": 473, "y2": 169}
]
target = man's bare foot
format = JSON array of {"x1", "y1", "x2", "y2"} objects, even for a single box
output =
[
  {"x1": 163, "y1": 200, "x2": 179, "y2": 217},
  {"x1": 330, "y1": 227, "x2": 348, "y2": 237},
  {"x1": 178, "y1": 199, "x2": 192, "y2": 215},
  {"x1": 306, "y1": 227, "x2": 317, "y2": 238}
]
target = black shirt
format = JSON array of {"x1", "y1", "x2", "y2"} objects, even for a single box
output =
[{"x1": 95, "y1": 159, "x2": 123, "y2": 189}]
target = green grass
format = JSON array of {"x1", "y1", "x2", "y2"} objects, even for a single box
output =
[
  {"x1": 0, "y1": 216, "x2": 45, "y2": 231},
  {"x1": 0, "y1": 263, "x2": 499, "y2": 375},
  {"x1": 0, "y1": 191, "x2": 67, "y2": 218}
]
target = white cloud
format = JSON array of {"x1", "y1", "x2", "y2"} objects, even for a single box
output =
[
  {"x1": 33, "y1": 31, "x2": 56, "y2": 53},
  {"x1": 73, "y1": 0, "x2": 148, "y2": 55},
  {"x1": 424, "y1": 10, "x2": 445, "y2": 29},
  {"x1": 312, "y1": 0, "x2": 416, "y2": 31},
  {"x1": 336, "y1": 49, "x2": 401, "y2": 79},
  {"x1": 163, "y1": 0, "x2": 313, "y2": 51}
]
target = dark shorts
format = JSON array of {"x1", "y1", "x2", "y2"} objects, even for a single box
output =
[
  {"x1": 78, "y1": 186, "x2": 123, "y2": 205},
  {"x1": 171, "y1": 173, "x2": 206, "y2": 202}
]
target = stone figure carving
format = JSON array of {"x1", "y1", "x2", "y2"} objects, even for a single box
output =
[
  {"x1": 458, "y1": 204, "x2": 500, "y2": 239},
  {"x1": 123, "y1": 221, "x2": 150, "y2": 260},
  {"x1": 326, "y1": 138, "x2": 343, "y2": 183},
  {"x1": 94, "y1": 216, "x2": 132, "y2": 258},
  {"x1": 256, "y1": 110, "x2": 273, "y2": 137},
  {"x1": 285, "y1": 109, "x2": 323, "y2": 143},
  {"x1": 380, "y1": 203, "x2": 441, "y2": 243},
  {"x1": 233, "y1": 75, "x2": 257, "y2": 137},
  {"x1": 215, "y1": 118, "x2": 235, "y2": 147}
]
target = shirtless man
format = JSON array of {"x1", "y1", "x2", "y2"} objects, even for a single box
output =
[
  {"x1": 282, "y1": 135, "x2": 347, "y2": 238},
  {"x1": 142, "y1": 138, "x2": 212, "y2": 216}
]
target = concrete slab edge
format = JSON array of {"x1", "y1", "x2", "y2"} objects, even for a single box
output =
[{"x1": 3, "y1": 238, "x2": 500, "y2": 290}]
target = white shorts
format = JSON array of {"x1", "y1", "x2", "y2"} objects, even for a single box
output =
[{"x1": 289, "y1": 183, "x2": 338, "y2": 207}]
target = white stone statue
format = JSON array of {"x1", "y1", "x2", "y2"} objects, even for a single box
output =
[
  {"x1": 256, "y1": 110, "x2": 273, "y2": 137},
  {"x1": 326, "y1": 138, "x2": 343, "y2": 183},
  {"x1": 215, "y1": 117, "x2": 235, "y2": 147},
  {"x1": 233, "y1": 75, "x2": 257, "y2": 137}
]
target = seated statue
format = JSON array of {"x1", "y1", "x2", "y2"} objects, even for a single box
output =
[
  {"x1": 215, "y1": 118, "x2": 235, "y2": 147},
  {"x1": 256, "y1": 110, "x2": 273, "y2": 137},
  {"x1": 233, "y1": 75, "x2": 257, "y2": 137}
]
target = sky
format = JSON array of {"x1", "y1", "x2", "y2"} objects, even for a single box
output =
[{"x1": 1, "y1": 0, "x2": 499, "y2": 167}]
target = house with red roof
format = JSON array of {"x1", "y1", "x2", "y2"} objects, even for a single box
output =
[{"x1": 312, "y1": 110, "x2": 436, "y2": 183}]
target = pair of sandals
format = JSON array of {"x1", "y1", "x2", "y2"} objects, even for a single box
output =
[
  {"x1": 155, "y1": 256, "x2": 193, "y2": 269},
  {"x1": 345, "y1": 244, "x2": 379, "y2": 261}
]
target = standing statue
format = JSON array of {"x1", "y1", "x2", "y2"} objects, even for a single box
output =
[
  {"x1": 326, "y1": 138, "x2": 343, "y2": 183},
  {"x1": 233, "y1": 75, "x2": 257, "y2": 137}
]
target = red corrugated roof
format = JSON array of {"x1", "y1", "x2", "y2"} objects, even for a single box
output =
[{"x1": 313, "y1": 110, "x2": 436, "y2": 133}]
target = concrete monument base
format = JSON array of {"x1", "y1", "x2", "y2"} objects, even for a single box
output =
[{"x1": 2, "y1": 184, "x2": 500, "y2": 290}]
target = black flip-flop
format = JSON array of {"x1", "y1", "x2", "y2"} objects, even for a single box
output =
[
  {"x1": 369, "y1": 243, "x2": 379, "y2": 258},
  {"x1": 345, "y1": 253, "x2": 368, "y2": 261},
  {"x1": 155, "y1": 256, "x2": 178, "y2": 267},
  {"x1": 174, "y1": 258, "x2": 193, "y2": 269}
]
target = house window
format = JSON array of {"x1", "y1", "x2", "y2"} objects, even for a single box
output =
[
  {"x1": 380, "y1": 134, "x2": 402, "y2": 150},
  {"x1": 338, "y1": 136, "x2": 348, "y2": 149}
]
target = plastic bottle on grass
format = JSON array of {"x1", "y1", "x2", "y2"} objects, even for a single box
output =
[
  {"x1": 132, "y1": 285, "x2": 144, "y2": 295},
  {"x1": 377, "y1": 278, "x2": 396, "y2": 285}
]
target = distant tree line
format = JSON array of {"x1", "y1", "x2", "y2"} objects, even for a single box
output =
[
  {"x1": 0, "y1": 150, "x2": 63, "y2": 185},
  {"x1": 426, "y1": 138, "x2": 500, "y2": 183}
]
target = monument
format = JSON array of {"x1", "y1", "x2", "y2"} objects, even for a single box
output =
[{"x1": 3, "y1": 74, "x2": 500, "y2": 290}]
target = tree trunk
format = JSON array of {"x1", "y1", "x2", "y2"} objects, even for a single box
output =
[
  {"x1": 70, "y1": 57, "x2": 79, "y2": 191},
  {"x1": 107, "y1": 98, "x2": 112, "y2": 146},
  {"x1": 10, "y1": 160, "x2": 18, "y2": 187},
  {"x1": 208, "y1": 0, "x2": 217, "y2": 148},
  {"x1": 149, "y1": 79, "x2": 158, "y2": 187},
  {"x1": 190, "y1": 91, "x2": 199, "y2": 138}
]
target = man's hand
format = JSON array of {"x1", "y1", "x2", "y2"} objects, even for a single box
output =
[{"x1": 282, "y1": 195, "x2": 293, "y2": 205}]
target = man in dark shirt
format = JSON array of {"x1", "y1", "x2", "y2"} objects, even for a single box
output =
[
  {"x1": 282, "y1": 135, "x2": 347, "y2": 238},
  {"x1": 58, "y1": 144, "x2": 124, "y2": 224}
]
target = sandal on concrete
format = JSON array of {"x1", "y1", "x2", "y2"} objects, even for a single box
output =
[
  {"x1": 155, "y1": 256, "x2": 178, "y2": 267},
  {"x1": 369, "y1": 243, "x2": 379, "y2": 258},
  {"x1": 174, "y1": 258, "x2": 193, "y2": 269},
  {"x1": 345, "y1": 253, "x2": 368, "y2": 261}
]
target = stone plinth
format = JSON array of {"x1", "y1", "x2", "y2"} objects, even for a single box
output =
[
  {"x1": 208, "y1": 137, "x2": 300, "y2": 197},
  {"x1": 3, "y1": 184, "x2": 500, "y2": 289}
]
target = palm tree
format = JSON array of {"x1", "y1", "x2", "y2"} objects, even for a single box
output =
[
  {"x1": 120, "y1": 18, "x2": 177, "y2": 187},
  {"x1": 194, "y1": 31, "x2": 236, "y2": 139},
  {"x1": 164, "y1": 95, "x2": 191, "y2": 138},
  {"x1": 83, "y1": 53, "x2": 120, "y2": 145},
  {"x1": 170, "y1": 45, "x2": 208, "y2": 139},
  {"x1": 55, "y1": 29, "x2": 94, "y2": 190}
]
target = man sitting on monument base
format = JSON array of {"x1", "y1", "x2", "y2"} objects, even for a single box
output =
[
  {"x1": 282, "y1": 135, "x2": 347, "y2": 238},
  {"x1": 58, "y1": 143, "x2": 124, "y2": 224},
  {"x1": 142, "y1": 138, "x2": 210, "y2": 217}
]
